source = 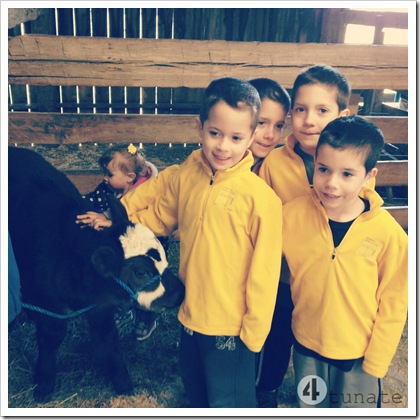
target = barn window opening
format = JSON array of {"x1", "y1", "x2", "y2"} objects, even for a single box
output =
[
  {"x1": 344, "y1": 24, "x2": 375, "y2": 44},
  {"x1": 9, "y1": 85, "x2": 14, "y2": 112},
  {"x1": 383, "y1": 27, "x2": 408, "y2": 45},
  {"x1": 344, "y1": 9, "x2": 408, "y2": 114}
]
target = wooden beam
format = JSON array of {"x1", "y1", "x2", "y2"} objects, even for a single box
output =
[
  {"x1": 369, "y1": 116, "x2": 408, "y2": 144},
  {"x1": 376, "y1": 161, "x2": 408, "y2": 186},
  {"x1": 8, "y1": 112, "x2": 408, "y2": 145},
  {"x1": 8, "y1": 35, "x2": 408, "y2": 90},
  {"x1": 66, "y1": 171, "x2": 103, "y2": 195},
  {"x1": 64, "y1": 172, "x2": 408, "y2": 230},
  {"x1": 8, "y1": 112, "x2": 199, "y2": 144},
  {"x1": 64, "y1": 161, "x2": 407, "y2": 193},
  {"x1": 384, "y1": 207, "x2": 408, "y2": 230}
]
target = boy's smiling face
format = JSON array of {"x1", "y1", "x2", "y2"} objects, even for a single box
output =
[
  {"x1": 291, "y1": 84, "x2": 349, "y2": 156},
  {"x1": 197, "y1": 100, "x2": 255, "y2": 173},
  {"x1": 313, "y1": 144, "x2": 377, "y2": 221},
  {"x1": 249, "y1": 98, "x2": 287, "y2": 159}
]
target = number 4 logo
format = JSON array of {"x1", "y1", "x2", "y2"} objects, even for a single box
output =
[{"x1": 297, "y1": 375, "x2": 328, "y2": 406}]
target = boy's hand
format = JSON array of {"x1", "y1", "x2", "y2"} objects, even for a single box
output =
[{"x1": 76, "y1": 212, "x2": 112, "y2": 231}]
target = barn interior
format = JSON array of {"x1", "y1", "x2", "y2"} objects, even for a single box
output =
[{"x1": 6, "y1": 5, "x2": 411, "y2": 411}]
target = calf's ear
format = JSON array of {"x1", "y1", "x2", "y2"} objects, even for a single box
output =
[{"x1": 91, "y1": 246, "x2": 119, "y2": 278}]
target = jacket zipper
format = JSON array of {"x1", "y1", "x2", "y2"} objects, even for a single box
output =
[
  {"x1": 330, "y1": 212, "x2": 367, "y2": 260},
  {"x1": 201, "y1": 174, "x2": 216, "y2": 219}
]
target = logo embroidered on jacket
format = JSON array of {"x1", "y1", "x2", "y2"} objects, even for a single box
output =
[
  {"x1": 214, "y1": 187, "x2": 236, "y2": 210},
  {"x1": 355, "y1": 237, "x2": 380, "y2": 260}
]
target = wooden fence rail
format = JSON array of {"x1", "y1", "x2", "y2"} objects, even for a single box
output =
[
  {"x1": 8, "y1": 35, "x2": 408, "y2": 90},
  {"x1": 8, "y1": 113, "x2": 408, "y2": 145}
]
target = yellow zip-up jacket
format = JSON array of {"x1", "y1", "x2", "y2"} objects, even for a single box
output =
[
  {"x1": 137, "y1": 149, "x2": 283, "y2": 352},
  {"x1": 283, "y1": 188, "x2": 408, "y2": 378},
  {"x1": 259, "y1": 133, "x2": 375, "y2": 204}
]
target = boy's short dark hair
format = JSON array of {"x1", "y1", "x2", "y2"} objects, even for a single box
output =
[
  {"x1": 248, "y1": 78, "x2": 291, "y2": 113},
  {"x1": 199, "y1": 77, "x2": 261, "y2": 131},
  {"x1": 315, "y1": 116, "x2": 385, "y2": 172},
  {"x1": 291, "y1": 64, "x2": 351, "y2": 111}
]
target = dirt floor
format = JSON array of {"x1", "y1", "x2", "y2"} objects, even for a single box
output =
[{"x1": 7, "y1": 143, "x2": 410, "y2": 410}]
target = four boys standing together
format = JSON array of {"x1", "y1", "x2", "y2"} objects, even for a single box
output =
[{"x1": 78, "y1": 65, "x2": 408, "y2": 409}]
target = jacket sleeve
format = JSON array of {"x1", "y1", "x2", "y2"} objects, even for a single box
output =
[
  {"x1": 134, "y1": 169, "x2": 180, "y2": 237},
  {"x1": 239, "y1": 193, "x2": 283, "y2": 352},
  {"x1": 121, "y1": 164, "x2": 180, "y2": 224},
  {"x1": 362, "y1": 224, "x2": 408, "y2": 378}
]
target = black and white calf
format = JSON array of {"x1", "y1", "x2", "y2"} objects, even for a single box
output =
[{"x1": 8, "y1": 146, "x2": 184, "y2": 403}]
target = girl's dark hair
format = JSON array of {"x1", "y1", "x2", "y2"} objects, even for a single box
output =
[
  {"x1": 98, "y1": 143, "x2": 146, "y2": 176},
  {"x1": 291, "y1": 64, "x2": 351, "y2": 111},
  {"x1": 316, "y1": 116, "x2": 385, "y2": 172},
  {"x1": 199, "y1": 77, "x2": 261, "y2": 131},
  {"x1": 249, "y1": 78, "x2": 291, "y2": 113}
]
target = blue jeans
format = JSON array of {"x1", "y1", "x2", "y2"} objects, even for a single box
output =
[{"x1": 179, "y1": 327, "x2": 257, "y2": 408}]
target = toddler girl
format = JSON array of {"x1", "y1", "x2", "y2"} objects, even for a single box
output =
[{"x1": 82, "y1": 143, "x2": 160, "y2": 341}]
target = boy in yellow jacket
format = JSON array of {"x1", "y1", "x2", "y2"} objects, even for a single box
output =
[
  {"x1": 283, "y1": 116, "x2": 407, "y2": 408},
  {"x1": 76, "y1": 77, "x2": 287, "y2": 406},
  {"x1": 136, "y1": 77, "x2": 282, "y2": 407},
  {"x1": 256, "y1": 65, "x2": 353, "y2": 407}
]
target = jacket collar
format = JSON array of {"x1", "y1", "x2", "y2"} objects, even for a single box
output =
[
  {"x1": 284, "y1": 133, "x2": 301, "y2": 160},
  {"x1": 310, "y1": 186, "x2": 384, "y2": 218},
  {"x1": 198, "y1": 148, "x2": 254, "y2": 178}
]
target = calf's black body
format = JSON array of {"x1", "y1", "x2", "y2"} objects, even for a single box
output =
[{"x1": 8, "y1": 146, "x2": 184, "y2": 402}]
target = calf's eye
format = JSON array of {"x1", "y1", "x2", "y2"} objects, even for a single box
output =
[{"x1": 134, "y1": 269, "x2": 146, "y2": 278}]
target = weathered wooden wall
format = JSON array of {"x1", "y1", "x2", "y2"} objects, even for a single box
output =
[
  {"x1": 8, "y1": 7, "x2": 408, "y2": 115},
  {"x1": 8, "y1": 36, "x2": 407, "y2": 90},
  {"x1": 8, "y1": 7, "x2": 409, "y2": 228}
]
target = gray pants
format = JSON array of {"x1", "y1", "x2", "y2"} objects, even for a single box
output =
[
  {"x1": 179, "y1": 327, "x2": 257, "y2": 408},
  {"x1": 293, "y1": 348, "x2": 381, "y2": 408}
]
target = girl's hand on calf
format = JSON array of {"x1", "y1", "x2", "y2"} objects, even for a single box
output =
[{"x1": 76, "y1": 212, "x2": 112, "y2": 230}]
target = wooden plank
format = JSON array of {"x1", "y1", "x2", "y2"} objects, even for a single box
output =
[
  {"x1": 8, "y1": 35, "x2": 408, "y2": 90},
  {"x1": 8, "y1": 112, "x2": 408, "y2": 146},
  {"x1": 64, "y1": 161, "x2": 408, "y2": 193},
  {"x1": 384, "y1": 207, "x2": 408, "y2": 230},
  {"x1": 8, "y1": 112, "x2": 199, "y2": 144},
  {"x1": 376, "y1": 161, "x2": 408, "y2": 186},
  {"x1": 369, "y1": 116, "x2": 408, "y2": 144},
  {"x1": 66, "y1": 171, "x2": 103, "y2": 195}
]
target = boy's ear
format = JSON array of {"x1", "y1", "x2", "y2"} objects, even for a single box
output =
[
  {"x1": 364, "y1": 167, "x2": 378, "y2": 186},
  {"x1": 195, "y1": 117, "x2": 204, "y2": 139},
  {"x1": 247, "y1": 130, "x2": 256, "y2": 148},
  {"x1": 339, "y1": 108, "x2": 351, "y2": 117}
]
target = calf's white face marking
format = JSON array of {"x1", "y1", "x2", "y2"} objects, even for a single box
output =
[
  {"x1": 136, "y1": 283, "x2": 165, "y2": 310},
  {"x1": 119, "y1": 224, "x2": 168, "y2": 274},
  {"x1": 119, "y1": 224, "x2": 169, "y2": 310}
]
